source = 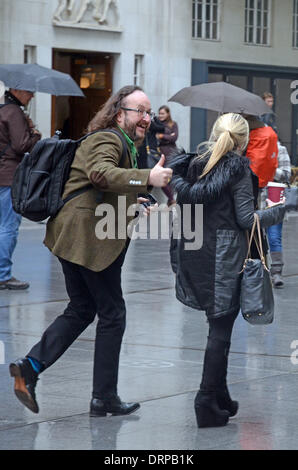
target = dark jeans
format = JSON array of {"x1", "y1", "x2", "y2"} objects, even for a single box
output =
[{"x1": 28, "y1": 247, "x2": 127, "y2": 399}]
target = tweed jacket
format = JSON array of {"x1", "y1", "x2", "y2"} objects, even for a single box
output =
[{"x1": 44, "y1": 130, "x2": 151, "y2": 272}]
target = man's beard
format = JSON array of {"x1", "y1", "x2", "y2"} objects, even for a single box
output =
[
  {"x1": 123, "y1": 116, "x2": 146, "y2": 146},
  {"x1": 123, "y1": 116, "x2": 136, "y2": 140}
]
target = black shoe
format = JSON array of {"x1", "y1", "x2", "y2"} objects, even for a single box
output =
[
  {"x1": 195, "y1": 391, "x2": 229, "y2": 428},
  {"x1": 216, "y1": 387, "x2": 239, "y2": 417},
  {"x1": 90, "y1": 396, "x2": 140, "y2": 417},
  {"x1": 9, "y1": 358, "x2": 39, "y2": 413}
]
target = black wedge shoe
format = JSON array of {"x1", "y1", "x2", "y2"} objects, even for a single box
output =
[
  {"x1": 9, "y1": 358, "x2": 39, "y2": 413},
  {"x1": 216, "y1": 341, "x2": 239, "y2": 417},
  {"x1": 195, "y1": 391, "x2": 230, "y2": 428},
  {"x1": 216, "y1": 387, "x2": 239, "y2": 417},
  {"x1": 90, "y1": 396, "x2": 140, "y2": 417}
]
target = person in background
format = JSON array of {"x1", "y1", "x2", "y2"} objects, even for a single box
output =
[
  {"x1": 137, "y1": 115, "x2": 164, "y2": 169},
  {"x1": 267, "y1": 141, "x2": 292, "y2": 288},
  {"x1": 260, "y1": 91, "x2": 278, "y2": 136},
  {"x1": 0, "y1": 88, "x2": 41, "y2": 290},
  {"x1": 157, "y1": 105, "x2": 178, "y2": 206},
  {"x1": 169, "y1": 113, "x2": 285, "y2": 428}
]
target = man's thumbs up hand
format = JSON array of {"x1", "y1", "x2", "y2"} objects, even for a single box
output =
[{"x1": 148, "y1": 154, "x2": 173, "y2": 187}]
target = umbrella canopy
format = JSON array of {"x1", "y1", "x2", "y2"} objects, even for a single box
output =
[
  {"x1": 169, "y1": 81, "x2": 272, "y2": 116},
  {"x1": 0, "y1": 63, "x2": 85, "y2": 97}
]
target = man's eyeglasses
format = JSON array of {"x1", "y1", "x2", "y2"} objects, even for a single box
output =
[{"x1": 120, "y1": 107, "x2": 155, "y2": 120}]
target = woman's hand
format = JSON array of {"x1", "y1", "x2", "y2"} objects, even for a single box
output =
[{"x1": 266, "y1": 197, "x2": 286, "y2": 207}]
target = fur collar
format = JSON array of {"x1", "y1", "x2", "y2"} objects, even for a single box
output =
[{"x1": 169, "y1": 151, "x2": 251, "y2": 204}]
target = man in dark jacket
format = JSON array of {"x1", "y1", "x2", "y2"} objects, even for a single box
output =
[{"x1": 0, "y1": 88, "x2": 41, "y2": 290}]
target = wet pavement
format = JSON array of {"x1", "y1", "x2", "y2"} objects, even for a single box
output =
[{"x1": 0, "y1": 212, "x2": 298, "y2": 450}]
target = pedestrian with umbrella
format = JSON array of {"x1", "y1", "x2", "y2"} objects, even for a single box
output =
[
  {"x1": 0, "y1": 87, "x2": 41, "y2": 290},
  {"x1": 0, "y1": 63, "x2": 84, "y2": 290}
]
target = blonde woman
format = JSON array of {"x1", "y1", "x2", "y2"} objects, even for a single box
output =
[{"x1": 169, "y1": 113, "x2": 286, "y2": 428}]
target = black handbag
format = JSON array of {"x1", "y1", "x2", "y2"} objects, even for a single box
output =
[
  {"x1": 284, "y1": 185, "x2": 298, "y2": 211},
  {"x1": 240, "y1": 213, "x2": 274, "y2": 325},
  {"x1": 145, "y1": 134, "x2": 161, "y2": 169}
]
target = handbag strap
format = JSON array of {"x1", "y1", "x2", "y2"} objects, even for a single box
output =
[
  {"x1": 245, "y1": 213, "x2": 258, "y2": 259},
  {"x1": 241, "y1": 213, "x2": 269, "y2": 272}
]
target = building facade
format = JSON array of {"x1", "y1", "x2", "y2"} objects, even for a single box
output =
[{"x1": 0, "y1": 0, "x2": 297, "y2": 162}]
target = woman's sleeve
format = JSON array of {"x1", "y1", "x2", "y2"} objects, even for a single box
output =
[
  {"x1": 160, "y1": 123, "x2": 178, "y2": 145},
  {"x1": 231, "y1": 169, "x2": 286, "y2": 230}
]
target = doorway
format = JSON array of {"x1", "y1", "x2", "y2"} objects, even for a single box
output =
[{"x1": 52, "y1": 50, "x2": 112, "y2": 139}]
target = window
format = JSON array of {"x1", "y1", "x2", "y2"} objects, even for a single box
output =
[
  {"x1": 293, "y1": 0, "x2": 298, "y2": 48},
  {"x1": 133, "y1": 55, "x2": 144, "y2": 87},
  {"x1": 244, "y1": 0, "x2": 272, "y2": 46},
  {"x1": 192, "y1": 0, "x2": 221, "y2": 41},
  {"x1": 24, "y1": 45, "x2": 36, "y2": 64}
]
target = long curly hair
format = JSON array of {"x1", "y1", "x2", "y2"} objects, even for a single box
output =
[{"x1": 87, "y1": 85, "x2": 143, "y2": 132}]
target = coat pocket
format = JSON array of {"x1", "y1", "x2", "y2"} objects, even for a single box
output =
[{"x1": 214, "y1": 229, "x2": 243, "y2": 314}]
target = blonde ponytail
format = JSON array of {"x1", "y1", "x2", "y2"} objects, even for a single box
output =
[
  {"x1": 195, "y1": 113, "x2": 249, "y2": 178},
  {"x1": 200, "y1": 130, "x2": 235, "y2": 178}
]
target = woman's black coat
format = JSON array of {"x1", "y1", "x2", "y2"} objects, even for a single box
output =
[{"x1": 169, "y1": 151, "x2": 285, "y2": 319}]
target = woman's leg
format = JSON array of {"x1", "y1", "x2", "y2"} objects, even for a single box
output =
[
  {"x1": 195, "y1": 308, "x2": 239, "y2": 427},
  {"x1": 207, "y1": 309, "x2": 239, "y2": 415}
]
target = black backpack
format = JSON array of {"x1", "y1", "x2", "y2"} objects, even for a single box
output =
[{"x1": 11, "y1": 128, "x2": 127, "y2": 222}]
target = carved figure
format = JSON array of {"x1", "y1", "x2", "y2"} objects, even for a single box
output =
[
  {"x1": 53, "y1": 0, "x2": 120, "y2": 25},
  {"x1": 93, "y1": 0, "x2": 119, "y2": 24},
  {"x1": 53, "y1": 0, "x2": 76, "y2": 22}
]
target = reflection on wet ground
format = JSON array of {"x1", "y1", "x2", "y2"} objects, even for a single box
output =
[{"x1": 0, "y1": 215, "x2": 298, "y2": 450}]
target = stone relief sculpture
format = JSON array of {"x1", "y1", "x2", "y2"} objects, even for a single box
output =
[
  {"x1": 93, "y1": 0, "x2": 120, "y2": 24},
  {"x1": 53, "y1": 0, "x2": 76, "y2": 22},
  {"x1": 53, "y1": 0, "x2": 120, "y2": 28}
]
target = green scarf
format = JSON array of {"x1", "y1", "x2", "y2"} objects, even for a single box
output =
[{"x1": 117, "y1": 125, "x2": 138, "y2": 168}]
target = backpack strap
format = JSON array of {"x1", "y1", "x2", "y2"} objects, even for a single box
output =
[{"x1": 63, "y1": 128, "x2": 128, "y2": 205}]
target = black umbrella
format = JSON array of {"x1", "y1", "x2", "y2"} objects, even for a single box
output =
[
  {"x1": 0, "y1": 63, "x2": 85, "y2": 97},
  {"x1": 169, "y1": 81, "x2": 272, "y2": 116}
]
